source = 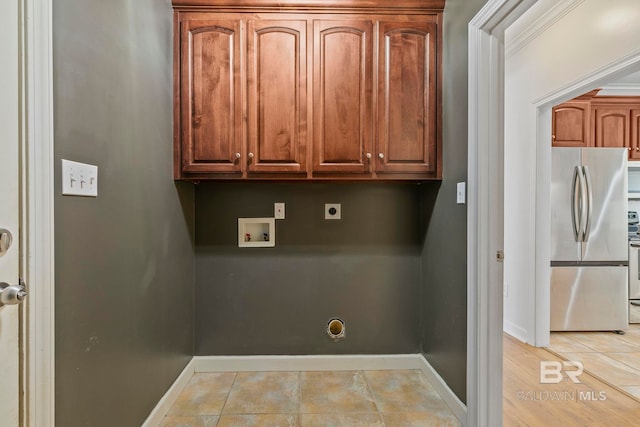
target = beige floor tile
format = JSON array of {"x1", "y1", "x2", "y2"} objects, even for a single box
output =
[
  {"x1": 300, "y1": 413, "x2": 384, "y2": 427},
  {"x1": 562, "y1": 352, "x2": 640, "y2": 386},
  {"x1": 563, "y1": 332, "x2": 640, "y2": 353},
  {"x1": 364, "y1": 370, "x2": 446, "y2": 413},
  {"x1": 549, "y1": 333, "x2": 596, "y2": 353},
  {"x1": 621, "y1": 386, "x2": 640, "y2": 399},
  {"x1": 383, "y1": 412, "x2": 461, "y2": 427},
  {"x1": 607, "y1": 352, "x2": 640, "y2": 373},
  {"x1": 160, "y1": 416, "x2": 219, "y2": 427},
  {"x1": 217, "y1": 414, "x2": 298, "y2": 427},
  {"x1": 223, "y1": 372, "x2": 299, "y2": 414},
  {"x1": 300, "y1": 371, "x2": 377, "y2": 414},
  {"x1": 168, "y1": 373, "x2": 236, "y2": 416}
]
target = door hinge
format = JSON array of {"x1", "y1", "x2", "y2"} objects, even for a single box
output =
[{"x1": 496, "y1": 250, "x2": 504, "y2": 262}]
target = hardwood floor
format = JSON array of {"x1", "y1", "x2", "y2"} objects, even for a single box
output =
[
  {"x1": 549, "y1": 325, "x2": 640, "y2": 400},
  {"x1": 504, "y1": 333, "x2": 640, "y2": 426}
]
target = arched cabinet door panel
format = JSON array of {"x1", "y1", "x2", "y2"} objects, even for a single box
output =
[
  {"x1": 180, "y1": 19, "x2": 243, "y2": 174},
  {"x1": 592, "y1": 106, "x2": 630, "y2": 149},
  {"x1": 312, "y1": 20, "x2": 373, "y2": 174},
  {"x1": 247, "y1": 20, "x2": 307, "y2": 174},
  {"x1": 552, "y1": 102, "x2": 590, "y2": 147},
  {"x1": 377, "y1": 20, "x2": 438, "y2": 175}
]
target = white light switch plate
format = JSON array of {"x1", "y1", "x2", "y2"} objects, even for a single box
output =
[
  {"x1": 274, "y1": 202, "x2": 285, "y2": 220},
  {"x1": 62, "y1": 159, "x2": 98, "y2": 197},
  {"x1": 456, "y1": 182, "x2": 466, "y2": 204}
]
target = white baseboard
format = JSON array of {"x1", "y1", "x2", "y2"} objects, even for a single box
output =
[
  {"x1": 417, "y1": 355, "x2": 467, "y2": 426},
  {"x1": 193, "y1": 354, "x2": 423, "y2": 372},
  {"x1": 141, "y1": 358, "x2": 195, "y2": 427},
  {"x1": 504, "y1": 319, "x2": 529, "y2": 343},
  {"x1": 142, "y1": 354, "x2": 466, "y2": 426}
]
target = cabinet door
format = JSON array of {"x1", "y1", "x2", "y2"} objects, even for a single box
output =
[
  {"x1": 313, "y1": 20, "x2": 373, "y2": 174},
  {"x1": 377, "y1": 21, "x2": 437, "y2": 174},
  {"x1": 592, "y1": 106, "x2": 630, "y2": 149},
  {"x1": 180, "y1": 19, "x2": 243, "y2": 173},
  {"x1": 247, "y1": 20, "x2": 307, "y2": 174},
  {"x1": 551, "y1": 101, "x2": 590, "y2": 147},
  {"x1": 632, "y1": 109, "x2": 640, "y2": 160}
]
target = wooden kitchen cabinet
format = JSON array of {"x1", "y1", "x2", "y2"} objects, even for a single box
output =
[
  {"x1": 173, "y1": 0, "x2": 444, "y2": 180},
  {"x1": 312, "y1": 20, "x2": 373, "y2": 174},
  {"x1": 629, "y1": 109, "x2": 640, "y2": 160},
  {"x1": 247, "y1": 19, "x2": 307, "y2": 174},
  {"x1": 178, "y1": 18, "x2": 243, "y2": 175},
  {"x1": 551, "y1": 101, "x2": 590, "y2": 148},
  {"x1": 377, "y1": 20, "x2": 438, "y2": 174},
  {"x1": 592, "y1": 105, "x2": 630, "y2": 149}
]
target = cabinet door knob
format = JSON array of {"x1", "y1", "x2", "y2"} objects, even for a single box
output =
[
  {"x1": 552, "y1": 135, "x2": 556, "y2": 140},
  {"x1": 378, "y1": 153, "x2": 384, "y2": 159},
  {"x1": 248, "y1": 152, "x2": 254, "y2": 158},
  {"x1": 365, "y1": 153, "x2": 372, "y2": 159},
  {"x1": 629, "y1": 147, "x2": 632, "y2": 151},
  {"x1": 235, "y1": 153, "x2": 241, "y2": 159},
  {"x1": 636, "y1": 147, "x2": 639, "y2": 151}
]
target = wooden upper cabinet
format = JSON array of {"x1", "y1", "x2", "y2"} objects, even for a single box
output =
[
  {"x1": 592, "y1": 106, "x2": 630, "y2": 149},
  {"x1": 551, "y1": 101, "x2": 590, "y2": 147},
  {"x1": 631, "y1": 109, "x2": 640, "y2": 160},
  {"x1": 247, "y1": 20, "x2": 307, "y2": 174},
  {"x1": 180, "y1": 18, "x2": 243, "y2": 174},
  {"x1": 173, "y1": 4, "x2": 443, "y2": 180},
  {"x1": 377, "y1": 21, "x2": 438, "y2": 175},
  {"x1": 313, "y1": 20, "x2": 373, "y2": 174}
]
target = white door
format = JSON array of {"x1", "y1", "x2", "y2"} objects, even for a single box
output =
[{"x1": 0, "y1": 0, "x2": 25, "y2": 425}]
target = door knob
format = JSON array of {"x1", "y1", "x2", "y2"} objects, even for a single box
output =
[
  {"x1": 0, "y1": 228, "x2": 12, "y2": 257},
  {"x1": 378, "y1": 153, "x2": 384, "y2": 159},
  {"x1": 0, "y1": 280, "x2": 27, "y2": 307}
]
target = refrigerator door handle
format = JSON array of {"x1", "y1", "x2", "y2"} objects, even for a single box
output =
[
  {"x1": 571, "y1": 166, "x2": 583, "y2": 242},
  {"x1": 582, "y1": 165, "x2": 593, "y2": 242}
]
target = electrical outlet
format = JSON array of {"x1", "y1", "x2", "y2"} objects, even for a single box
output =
[
  {"x1": 62, "y1": 159, "x2": 98, "y2": 197},
  {"x1": 275, "y1": 202, "x2": 285, "y2": 220},
  {"x1": 325, "y1": 203, "x2": 341, "y2": 220}
]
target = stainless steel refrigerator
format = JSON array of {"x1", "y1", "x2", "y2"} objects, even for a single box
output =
[{"x1": 550, "y1": 147, "x2": 628, "y2": 331}]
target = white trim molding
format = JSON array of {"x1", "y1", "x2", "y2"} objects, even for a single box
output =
[
  {"x1": 24, "y1": 0, "x2": 55, "y2": 425},
  {"x1": 193, "y1": 354, "x2": 424, "y2": 373},
  {"x1": 505, "y1": 0, "x2": 584, "y2": 58},
  {"x1": 416, "y1": 356, "x2": 467, "y2": 425},
  {"x1": 467, "y1": 1, "x2": 537, "y2": 426},
  {"x1": 141, "y1": 359, "x2": 195, "y2": 427},
  {"x1": 598, "y1": 83, "x2": 640, "y2": 96}
]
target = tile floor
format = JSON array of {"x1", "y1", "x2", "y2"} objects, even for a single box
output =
[
  {"x1": 549, "y1": 324, "x2": 640, "y2": 401},
  {"x1": 160, "y1": 370, "x2": 461, "y2": 427}
]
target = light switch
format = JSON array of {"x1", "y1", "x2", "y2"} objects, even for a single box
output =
[
  {"x1": 62, "y1": 159, "x2": 98, "y2": 197},
  {"x1": 275, "y1": 202, "x2": 285, "y2": 220},
  {"x1": 456, "y1": 182, "x2": 466, "y2": 204}
]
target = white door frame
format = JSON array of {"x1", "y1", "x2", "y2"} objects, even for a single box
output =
[
  {"x1": 468, "y1": 0, "x2": 640, "y2": 425},
  {"x1": 23, "y1": 0, "x2": 55, "y2": 425},
  {"x1": 467, "y1": 0, "x2": 537, "y2": 425}
]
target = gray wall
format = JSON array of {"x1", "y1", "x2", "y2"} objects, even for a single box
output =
[
  {"x1": 195, "y1": 183, "x2": 421, "y2": 355},
  {"x1": 53, "y1": 1, "x2": 195, "y2": 426},
  {"x1": 420, "y1": 0, "x2": 489, "y2": 404}
]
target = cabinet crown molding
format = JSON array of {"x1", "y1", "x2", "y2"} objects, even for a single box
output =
[{"x1": 172, "y1": 0, "x2": 445, "y2": 11}]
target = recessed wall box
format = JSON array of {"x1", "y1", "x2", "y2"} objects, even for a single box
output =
[{"x1": 238, "y1": 218, "x2": 275, "y2": 248}]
